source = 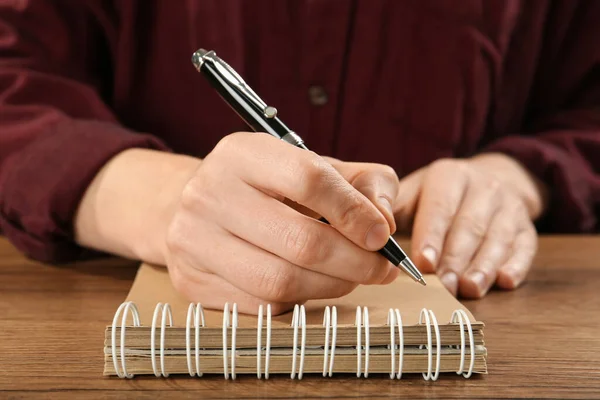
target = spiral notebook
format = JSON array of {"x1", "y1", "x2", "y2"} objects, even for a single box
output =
[{"x1": 104, "y1": 264, "x2": 487, "y2": 380}]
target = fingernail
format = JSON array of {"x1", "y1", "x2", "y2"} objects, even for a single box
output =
[
  {"x1": 377, "y1": 196, "x2": 393, "y2": 218},
  {"x1": 468, "y1": 271, "x2": 487, "y2": 296},
  {"x1": 441, "y1": 272, "x2": 458, "y2": 295},
  {"x1": 366, "y1": 223, "x2": 388, "y2": 250},
  {"x1": 422, "y1": 246, "x2": 438, "y2": 269},
  {"x1": 503, "y1": 267, "x2": 522, "y2": 289}
]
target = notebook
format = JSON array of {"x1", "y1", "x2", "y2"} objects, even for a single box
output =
[{"x1": 104, "y1": 264, "x2": 487, "y2": 380}]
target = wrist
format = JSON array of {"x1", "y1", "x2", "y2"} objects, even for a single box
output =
[
  {"x1": 74, "y1": 149, "x2": 201, "y2": 264},
  {"x1": 469, "y1": 153, "x2": 549, "y2": 219},
  {"x1": 133, "y1": 152, "x2": 201, "y2": 265}
]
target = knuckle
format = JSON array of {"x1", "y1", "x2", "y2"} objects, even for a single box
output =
[
  {"x1": 430, "y1": 158, "x2": 459, "y2": 171},
  {"x1": 259, "y1": 265, "x2": 296, "y2": 303},
  {"x1": 454, "y1": 214, "x2": 487, "y2": 240},
  {"x1": 439, "y1": 248, "x2": 465, "y2": 273},
  {"x1": 336, "y1": 194, "x2": 369, "y2": 228},
  {"x1": 486, "y1": 177, "x2": 502, "y2": 192},
  {"x1": 376, "y1": 164, "x2": 398, "y2": 180},
  {"x1": 296, "y1": 154, "x2": 332, "y2": 200},
  {"x1": 165, "y1": 218, "x2": 188, "y2": 255},
  {"x1": 213, "y1": 132, "x2": 245, "y2": 154},
  {"x1": 283, "y1": 223, "x2": 328, "y2": 266},
  {"x1": 179, "y1": 177, "x2": 203, "y2": 210},
  {"x1": 168, "y1": 265, "x2": 192, "y2": 297},
  {"x1": 429, "y1": 196, "x2": 456, "y2": 219},
  {"x1": 180, "y1": 174, "x2": 220, "y2": 213},
  {"x1": 511, "y1": 201, "x2": 529, "y2": 219},
  {"x1": 359, "y1": 258, "x2": 389, "y2": 284},
  {"x1": 487, "y1": 223, "x2": 514, "y2": 248}
]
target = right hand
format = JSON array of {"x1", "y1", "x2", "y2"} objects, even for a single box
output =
[{"x1": 164, "y1": 132, "x2": 398, "y2": 314}]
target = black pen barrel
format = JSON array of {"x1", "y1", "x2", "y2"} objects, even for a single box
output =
[{"x1": 199, "y1": 61, "x2": 294, "y2": 141}]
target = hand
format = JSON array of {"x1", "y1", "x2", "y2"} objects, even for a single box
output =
[
  {"x1": 394, "y1": 153, "x2": 548, "y2": 298},
  {"x1": 164, "y1": 132, "x2": 400, "y2": 314}
]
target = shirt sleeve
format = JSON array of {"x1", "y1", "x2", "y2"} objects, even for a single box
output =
[
  {"x1": 0, "y1": 2, "x2": 170, "y2": 262},
  {"x1": 482, "y1": 1, "x2": 600, "y2": 233}
]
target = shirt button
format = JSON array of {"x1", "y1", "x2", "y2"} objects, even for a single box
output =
[{"x1": 308, "y1": 85, "x2": 328, "y2": 106}]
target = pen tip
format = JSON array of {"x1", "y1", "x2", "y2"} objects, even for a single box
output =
[{"x1": 418, "y1": 277, "x2": 427, "y2": 286}]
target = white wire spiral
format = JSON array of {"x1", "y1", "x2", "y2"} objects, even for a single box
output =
[
  {"x1": 451, "y1": 309, "x2": 475, "y2": 378},
  {"x1": 257, "y1": 304, "x2": 263, "y2": 379},
  {"x1": 150, "y1": 303, "x2": 173, "y2": 378},
  {"x1": 290, "y1": 304, "x2": 307, "y2": 379},
  {"x1": 265, "y1": 304, "x2": 272, "y2": 379},
  {"x1": 387, "y1": 308, "x2": 404, "y2": 379},
  {"x1": 257, "y1": 304, "x2": 273, "y2": 379},
  {"x1": 355, "y1": 306, "x2": 370, "y2": 378},
  {"x1": 111, "y1": 301, "x2": 141, "y2": 378},
  {"x1": 185, "y1": 303, "x2": 206, "y2": 377},
  {"x1": 222, "y1": 303, "x2": 239, "y2": 380},
  {"x1": 321, "y1": 306, "x2": 338, "y2": 377},
  {"x1": 110, "y1": 302, "x2": 477, "y2": 380},
  {"x1": 419, "y1": 308, "x2": 441, "y2": 381}
]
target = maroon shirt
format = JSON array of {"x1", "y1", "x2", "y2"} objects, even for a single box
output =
[{"x1": 1, "y1": 1, "x2": 599, "y2": 263}]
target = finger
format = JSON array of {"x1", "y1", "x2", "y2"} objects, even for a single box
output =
[
  {"x1": 173, "y1": 222, "x2": 358, "y2": 303},
  {"x1": 393, "y1": 168, "x2": 425, "y2": 234},
  {"x1": 410, "y1": 160, "x2": 469, "y2": 273},
  {"x1": 213, "y1": 133, "x2": 390, "y2": 251},
  {"x1": 168, "y1": 264, "x2": 296, "y2": 316},
  {"x1": 436, "y1": 180, "x2": 502, "y2": 295},
  {"x1": 457, "y1": 207, "x2": 519, "y2": 298},
  {"x1": 381, "y1": 266, "x2": 400, "y2": 284},
  {"x1": 496, "y1": 223, "x2": 537, "y2": 290},
  {"x1": 346, "y1": 167, "x2": 399, "y2": 233},
  {"x1": 179, "y1": 179, "x2": 395, "y2": 285},
  {"x1": 322, "y1": 159, "x2": 400, "y2": 232}
]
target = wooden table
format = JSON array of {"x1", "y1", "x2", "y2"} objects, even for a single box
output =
[{"x1": 1, "y1": 236, "x2": 599, "y2": 399}]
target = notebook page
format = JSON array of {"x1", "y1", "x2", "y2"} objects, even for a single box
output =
[{"x1": 126, "y1": 263, "x2": 476, "y2": 327}]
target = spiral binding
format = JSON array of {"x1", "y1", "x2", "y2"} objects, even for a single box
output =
[
  {"x1": 355, "y1": 306, "x2": 370, "y2": 377},
  {"x1": 150, "y1": 303, "x2": 173, "y2": 377},
  {"x1": 186, "y1": 303, "x2": 206, "y2": 377},
  {"x1": 290, "y1": 304, "x2": 307, "y2": 379},
  {"x1": 110, "y1": 302, "x2": 476, "y2": 380},
  {"x1": 387, "y1": 308, "x2": 404, "y2": 379},
  {"x1": 451, "y1": 309, "x2": 475, "y2": 378},
  {"x1": 322, "y1": 306, "x2": 337, "y2": 377},
  {"x1": 222, "y1": 303, "x2": 239, "y2": 379},
  {"x1": 111, "y1": 301, "x2": 141, "y2": 378},
  {"x1": 256, "y1": 304, "x2": 272, "y2": 379},
  {"x1": 419, "y1": 308, "x2": 441, "y2": 381}
]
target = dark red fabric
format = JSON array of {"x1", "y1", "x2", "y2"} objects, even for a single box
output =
[{"x1": 1, "y1": 0, "x2": 599, "y2": 262}]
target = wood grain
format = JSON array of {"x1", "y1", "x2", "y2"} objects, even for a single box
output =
[{"x1": 1, "y1": 236, "x2": 599, "y2": 399}]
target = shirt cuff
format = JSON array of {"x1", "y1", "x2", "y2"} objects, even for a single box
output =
[
  {"x1": 0, "y1": 119, "x2": 171, "y2": 263},
  {"x1": 482, "y1": 135, "x2": 596, "y2": 232}
]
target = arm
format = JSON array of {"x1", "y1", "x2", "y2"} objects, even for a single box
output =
[
  {"x1": 484, "y1": 0, "x2": 600, "y2": 233},
  {"x1": 0, "y1": 1, "x2": 169, "y2": 262},
  {"x1": 402, "y1": 1, "x2": 600, "y2": 299},
  {"x1": 0, "y1": 2, "x2": 403, "y2": 315}
]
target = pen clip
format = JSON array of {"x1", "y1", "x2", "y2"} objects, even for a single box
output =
[{"x1": 200, "y1": 50, "x2": 278, "y2": 119}]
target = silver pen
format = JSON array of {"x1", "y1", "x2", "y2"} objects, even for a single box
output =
[{"x1": 191, "y1": 49, "x2": 426, "y2": 286}]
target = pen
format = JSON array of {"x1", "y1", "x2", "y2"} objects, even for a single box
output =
[{"x1": 191, "y1": 49, "x2": 426, "y2": 286}]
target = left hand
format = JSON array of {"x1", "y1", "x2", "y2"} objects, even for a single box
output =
[
  {"x1": 392, "y1": 153, "x2": 548, "y2": 298},
  {"x1": 327, "y1": 153, "x2": 548, "y2": 298}
]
